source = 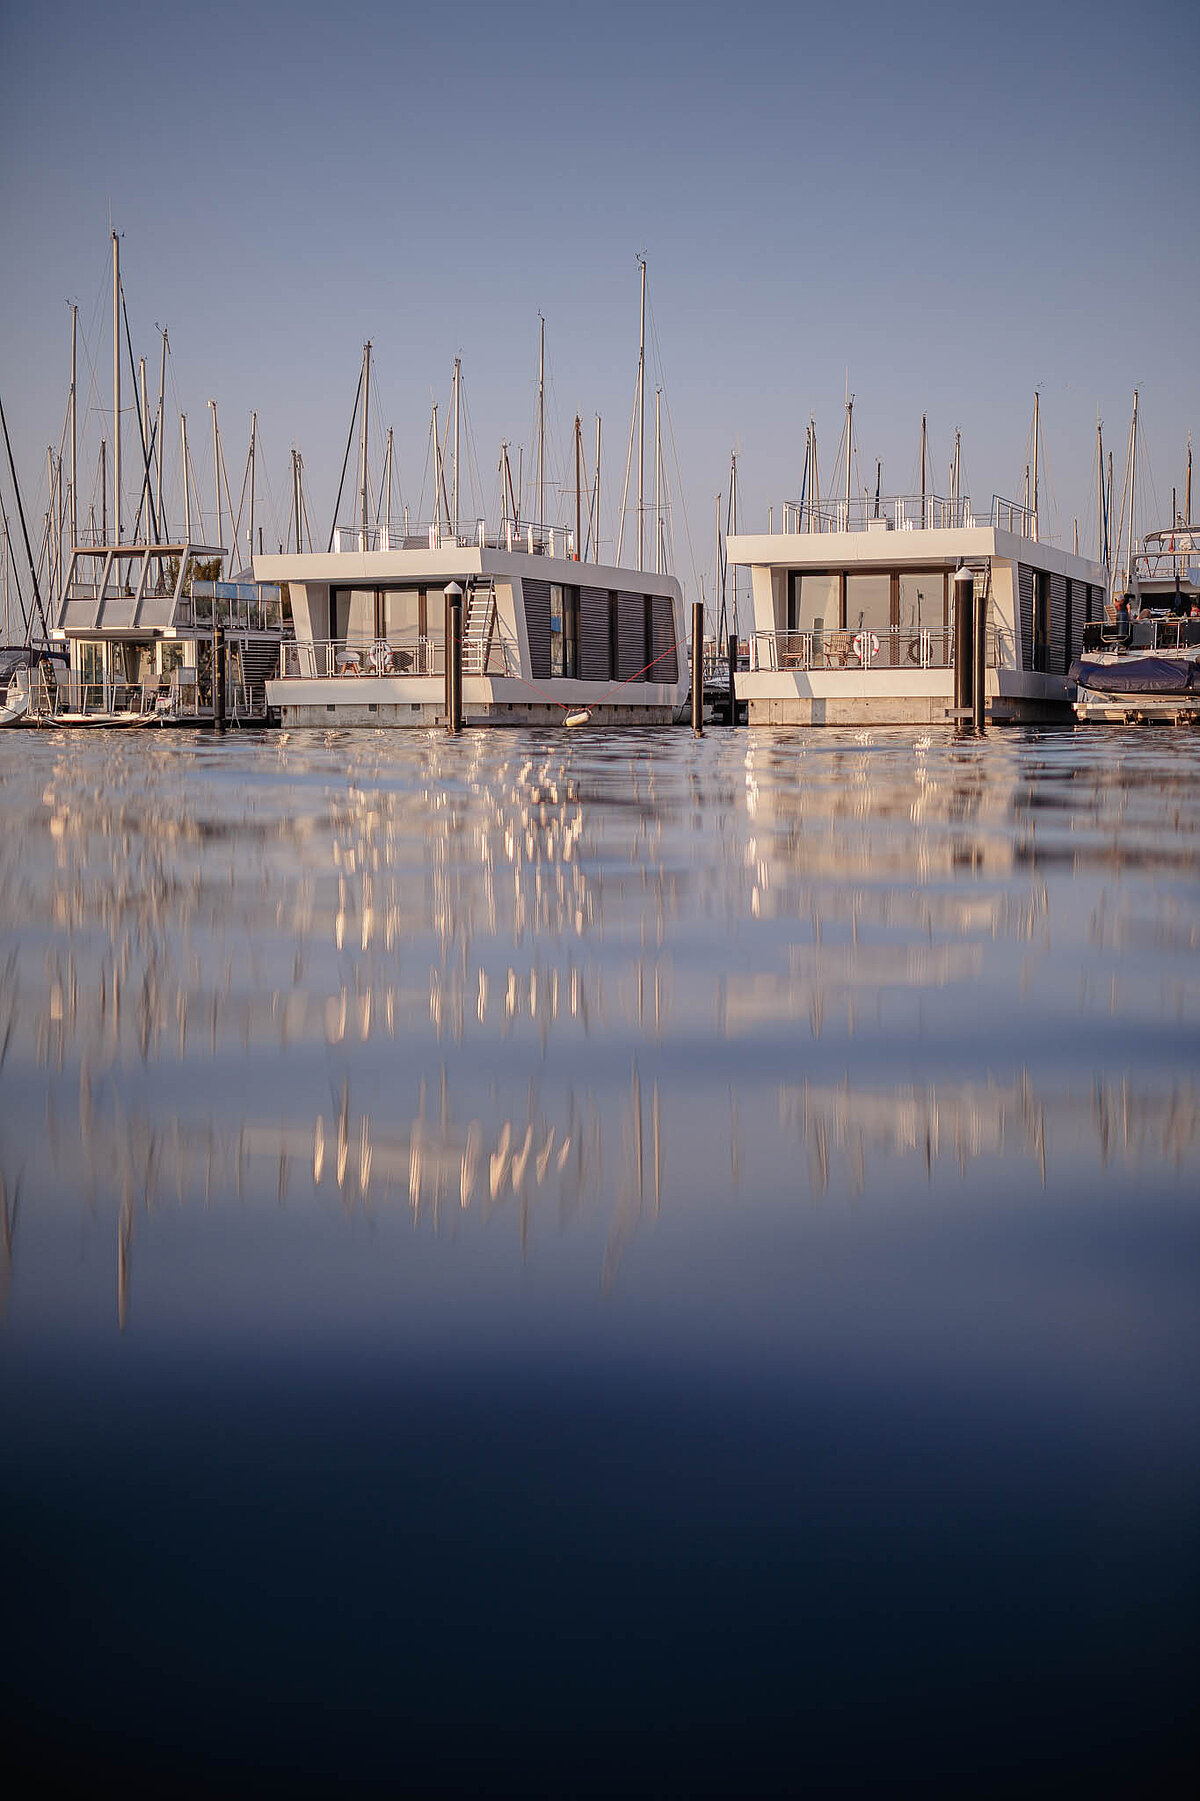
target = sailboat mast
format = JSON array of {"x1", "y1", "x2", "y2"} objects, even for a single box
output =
[
  {"x1": 112, "y1": 230, "x2": 121, "y2": 545},
  {"x1": 715, "y1": 493, "x2": 725, "y2": 640},
  {"x1": 920, "y1": 412, "x2": 927, "y2": 523},
  {"x1": 360, "y1": 341, "x2": 371, "y2": 538},
  {"x1": 574, "y1": 415, "x2": 582, "y2": 560},
  {"x1": 1128, "y1": 388, "x2": 1138, "y2": 585},
  {"x1": 1096, "y1": 422, "x2": 1105, "y2": 566},
  {"x1": 452, "y1": 355, "x2": 460, "y2": 537},
  {"x1": 1031, "y1": 392, "x2": 1040, "y2": 540},
  {"x1": 637, "y1": 257, "x2": 646, "y2": 571},
  {"x1": 384, "y1": 428, "x2": 394, "y2": 539},
  {"x1": 843, "y1": 395, "x2": 853, "y2": 521},
  {"x1": 654, "y1": 387, "x2": 662, "y2": 574},
  {"x1": 46, "y1": 448, "x2": 56, "y2": 601},
  {"x1": 811, "y1": 421, "x2": 821, "y2": 525},
  {"x1": 593, "y1": 416, "x2": 601, "y2": 563},
  {"x1": 433, "y1": 402, "x2": 452, "y2": 533},
  {"x1": 724, "y1": 450, "x2": 735, "y2": 641},
  {"x1": 156, "y1": 328, "x2": 167, "y2": 539},
  {"x1": 69, "y1": 304, "x2": 78, "y2": 547},
  {"x1": 1186, "y1": 435, "x2": 1193, "y2": 524},
  {"x1": 209, "y1": 401, "x2": 222, "y2": 565},
  {"x1": 180, "y1": 415, "x2": 191, "y2": 541},
  {"x1": 138, "y1": 358, "x2": 149, "y2": 543},
  {"x1": 536, "y1": 316, "x2": 545, "y2": 531},
  {"x1": 248, "y1": 410, "x2": 257, "y2": 571}
]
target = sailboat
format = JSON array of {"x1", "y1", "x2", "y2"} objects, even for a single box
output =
[{"x1": 1071, "y1": 400, "x2": 1200, "y2": 721}]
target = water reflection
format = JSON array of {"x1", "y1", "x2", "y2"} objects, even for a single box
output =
[
  {"x1": 1, "y1": 725, "x2": 1198, "y2": 1332},
  {"x1": 7, "y1": 1055, "x2": 1199, "y2": 1331}
]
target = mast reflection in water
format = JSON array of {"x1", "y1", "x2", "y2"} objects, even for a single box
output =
[{"x1": 1, "y1": 725, "x2": 1198, "y2": 1797}]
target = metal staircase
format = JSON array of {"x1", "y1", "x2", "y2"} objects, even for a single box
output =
[
  {"x1": 228, "y1": 636, "x2": 282, "y2": 719},
  {"x1": 462, "y1": 582, "x2": 496, "y2": 676}
]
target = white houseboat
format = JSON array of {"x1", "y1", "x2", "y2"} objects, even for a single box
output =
[
  {"x1": 50, "y1": 537, "x2": 287, "y2": 723},
  {"x1": 256, "y1": 521, "x2": 687, "y2": 727},
  {"x1": 729, "y1": 493, "x2": 1108, "y2": 726}
]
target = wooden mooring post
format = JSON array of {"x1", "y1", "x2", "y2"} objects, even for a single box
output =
[{"x1": 213, "y1": 625, "x2": 226, "y2": 733}]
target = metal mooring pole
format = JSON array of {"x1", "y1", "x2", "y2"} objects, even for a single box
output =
[
  {"x1": 953, "y1": 566, "x2": 974, "y2": 732},
  {"x1": 450, "y1": 597, "x2": 463, "y2": 733},
  {"x1": 973, "y1": 572, "x2": 988, "y2": 732},
  {"x1": 691, "y1": 601, "x2": 704, "y2": 735},
  {"x1": 443, "y1": 582, "x2": 462, "y2": 732}
]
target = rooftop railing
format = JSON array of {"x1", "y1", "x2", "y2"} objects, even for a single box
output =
[
  {"x1": 331, "y1": 520, "x2": 578, "y2": 557},
  {"x1": 772, "y1": 495, "x2": 1037, "y2": 537}
]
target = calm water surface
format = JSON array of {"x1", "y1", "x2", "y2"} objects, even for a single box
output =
[{"x1": 1, "y1": 724, "x2": 1198, "y2": 1796}]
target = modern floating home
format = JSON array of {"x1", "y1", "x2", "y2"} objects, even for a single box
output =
[
  {"x1": 257, "y1": 522, "x2": 687, "y2": 727},
  {"x1": 50, "y1": 539, "x2": 286, "y2": 723},
  {"x1": 729, "y1": 493, "x2": 1109, "y2": 726}
]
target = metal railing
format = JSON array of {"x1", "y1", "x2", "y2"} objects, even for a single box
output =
[
  {"x1": 750, "y1": 626, "x2": 1009, "y2": 672},
  {"x1": 279, "y1": 630, "x2": 519, "y2": 681},
  {"x1": 774, "y1": 494, "x2": 1037, "y2": 537},
  {"x1": 331, "y1": 520, "x2": 578, "y2": 558},
  {"x1": 51, "y1": 681, "x2": 156, "y2": 717},
  {"x1": 50, "y1": 666, "x2": 267, "y2": 721},
  {"x1": 1129, "y1": 616, "x2": 1200, "y2": 651}
]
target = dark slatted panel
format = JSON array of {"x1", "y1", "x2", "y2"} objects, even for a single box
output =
[
  {"x1": 617, "y1": 591, "x2": 648, "y2": 681},
  {"x1": 1018, "y1": 565, "x2": 1034, "y2": 670},
  {"x1": 578, "y1": 585, "x2": 611, "y2": 681},
  {"x1": 651, "y1": 595, "x2": 678, "y2": 684},
  {"x1": 1049, "y1": 572, "x2": 1069, "y2": 674},
  {"x1": 523, "y1": 579, "x2": 551, "y2": 680}
]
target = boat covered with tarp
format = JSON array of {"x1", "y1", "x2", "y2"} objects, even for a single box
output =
[{"x1": 1070, "y1": 651, "x2": 1200, "y2": 721}]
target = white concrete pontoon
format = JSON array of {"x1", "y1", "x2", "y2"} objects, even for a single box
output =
[
  {"x1": 257, "y1": 522, "x2": 687, "y2": 727},
  {"x1": 730, "y1": 493, "x2": 1108, "y2": 726}
]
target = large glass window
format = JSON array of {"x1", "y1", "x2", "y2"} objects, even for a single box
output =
[
  {"x1": 78, "y1": 641, "x2": 104, "y2": 703},
  {"x1": 791, "y1": 572, "x2": 841, "y2": 631},
  {"x1": 383, "y1": 588, "x2": 427, "y2": 670},
  {"x1": 845, "y1": 573, "x2": 891, "y2": 635},
  {"x1": 897, "y1": 572, "x2": 944, "y2": 633}
]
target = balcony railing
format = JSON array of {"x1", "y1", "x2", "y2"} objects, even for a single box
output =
[
  {"x1": 279, "y1": 631, "x2": 520, "y2": 681},
  {"x1": 749, "y1": 626, "x2": 1010, "y2": 672},
  {"x1": 773, "y1": 494, "x2": 1036, "y2": 537}
]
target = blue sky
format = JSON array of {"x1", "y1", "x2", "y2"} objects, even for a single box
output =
[{"x1": 2, "y1": 0, "x2": 1197, "y2": 593}]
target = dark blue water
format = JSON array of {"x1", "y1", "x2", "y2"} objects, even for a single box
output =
[{"x1": 1, "y1": 725, "x2": 1197, "y2": 1795}]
